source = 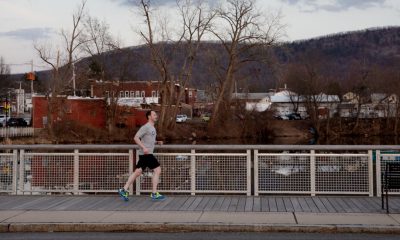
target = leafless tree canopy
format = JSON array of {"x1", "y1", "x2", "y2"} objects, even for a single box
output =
[
  {"x1": 137, "y1": 0, "x2": 215, "y2": 136},
  {"x1": 208, "y1": 0, "x2": 283, "y2": 130}
]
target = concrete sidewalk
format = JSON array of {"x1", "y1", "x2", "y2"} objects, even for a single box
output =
[
  {"x1": 1, "y1": 210, "x2": 400, "y2": 233},
  {"x1": 1, "y1": 195, "x2": 400, "y2": 233}
]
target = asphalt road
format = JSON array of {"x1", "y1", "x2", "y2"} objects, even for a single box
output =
[{"x1": 1, "y1": 232, "x2": 400, "y2": 240}]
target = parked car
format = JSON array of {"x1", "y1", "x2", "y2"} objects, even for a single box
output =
[
  {"x1": 274, "y1": 115, "x2": 289, "y2": 120},
  {"x1": 287, "y1": 113, "x2": 302, "y2": 120},
  {"x1": 6, "y1": 118, "x2": 28, "y2": 127},
  {"x1": 176, "y1": 114, "x2": 188, "y2": 123}
]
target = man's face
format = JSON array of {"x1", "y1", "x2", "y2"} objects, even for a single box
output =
[{"x1": 150, "y1": 111, "x2": 158, "y2": 122}]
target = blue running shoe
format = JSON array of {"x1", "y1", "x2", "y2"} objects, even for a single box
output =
[
  {"x1": 151, "y1": 192, "x2": 166, "y2": 201},
  {"x1": 118, "y1": 188, "x2": 129, "y2": 201}
]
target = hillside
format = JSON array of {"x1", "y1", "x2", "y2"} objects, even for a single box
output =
[{"x1": 4, "y1": 26, "x2": 400, "y2": 94}]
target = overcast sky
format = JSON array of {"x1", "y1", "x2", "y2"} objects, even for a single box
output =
[{"x1": 0, "y1": 0, "x2": 399, "y2": 74}]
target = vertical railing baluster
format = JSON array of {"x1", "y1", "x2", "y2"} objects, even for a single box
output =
[
  {"x1": 12, "y1": 149, "x2": 18, "y2": 195},
  {"x1": 135, "y1": 150, "x2": 140, "y2": 195},
  {"x1": 19, "y1": 149, "x2": 25, "y2": 195},
  {"x1": 128, "y1": 149, "x2": 134, "y2": 195},
  {"x1": 254, "y1": 149, "x2": 259, "y2": 197},
  {"x1": 73, "y1": 149, "x2": 79, "y2": 194},
  {"x1": 376, "y1": 150, "x2": 381, "y2": 197},
  {"x1": 310, "y1": 150, "x2": 316, "y2": 196},
  {"x1": 246, "y1": 149, "x2": 251, "y2": 196},
  {"x1": 191, "y1": 149, "x2": 196, "y2": 196},
  {"x1": 368, "y1": 150, "x2": 374, "y2": 197}
]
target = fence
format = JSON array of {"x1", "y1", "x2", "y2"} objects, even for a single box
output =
[
  {"x1": 1, "y1": 145, "x2": 400, "y2": 196},
  {"x1": 0, "y1": 127, "x2": 34, "y2": 138},
  {"x1": 0, "y1": 150, "x2": 18, "y2": 193},
  {"x1": 376, "y1": 150, "x2": 400, "y2": 196},
  {"x1": 255, "y1": 150, "x2": 372, "y2": 196}
]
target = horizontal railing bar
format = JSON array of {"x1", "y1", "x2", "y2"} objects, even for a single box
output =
[
  {"x1": 257, "y1": 191, "x2": 311, "y2": 194},
  {"x1": 24, "y1": 153, "x2": 130, "y2": 156},
  {"x1": 259, "y1": 153, "x2": 369, "y2": 157},
  {"x1": 315, "y1": 154, "x2": 369, "y2": 157},
  {"x1": 314, "y1": 191, "x2": 370, "y2": 194},
  {"x1": 156, "y1": 153, "x2": 248, "y2": 156},
  {"x1": 2, "y1": 144, "x2": 400, "y2": 151}
]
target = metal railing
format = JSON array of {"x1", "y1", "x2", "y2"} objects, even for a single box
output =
[
  {"x1": 0, "y1": 150, "x2": 18, "y2": 193},
  {"x1": 376, "y1": 150, "x2": 400, "y2": 196},
  {"x1": 255, "y1": 150, "x2": 372, "y2": 196},
  {"x1": 0, "y1": 127, "x2": 34, "y2": 138},
  {"x1": 1, "y1": 144, "x2": 400, "y2": 196}
]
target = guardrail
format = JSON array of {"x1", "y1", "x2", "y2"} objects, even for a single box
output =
[
  {"x1": 1, "y1": 145, "x2": 400, "y2": 196},
  {"x1": 0, "y1": 127, "x2": 34, "y2": 138}
]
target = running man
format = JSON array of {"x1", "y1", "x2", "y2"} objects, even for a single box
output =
[{"x1": 118, "y1": 110, "x2": 165, "y2": 201}]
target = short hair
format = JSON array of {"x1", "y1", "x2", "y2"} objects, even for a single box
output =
[{"x1": 145, "y1": 110, "x2": 152, "y2": 119}]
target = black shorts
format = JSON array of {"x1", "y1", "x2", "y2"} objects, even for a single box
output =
[{"x1": 136, "y1": 154, "x2": 160, "y2": 170}]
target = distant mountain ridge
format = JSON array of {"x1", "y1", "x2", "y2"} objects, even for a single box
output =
[{"x1": 6, "y1": 26, "x2": 400, "y2": 93}]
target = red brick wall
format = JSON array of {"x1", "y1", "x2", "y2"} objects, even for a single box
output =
[
  {"x1": 115, "y1": 107, "x2": 149, "y2": 128},
  {"x1": 33, "y1": 96, "x2": 106, "y2": 129}
]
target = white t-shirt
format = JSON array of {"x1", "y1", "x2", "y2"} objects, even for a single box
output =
[{"x1": 135, "y1": 122, "x2": 156, "y2": 155}]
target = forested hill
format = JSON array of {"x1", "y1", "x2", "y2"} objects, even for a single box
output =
[{"x1": 5, "y1": 26, "x2": 400, "y2": 93}]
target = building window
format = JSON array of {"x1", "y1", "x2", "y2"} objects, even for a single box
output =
[
  {"x1": 141, "y1": 91, "x2": 145, "y2": 97},
  {"x1": 189, "y1": 91, "x2": 192, "y2": 97},
  {"x1": 130, "y1": 91, "x2": 134, "y2": 97},
  {"x1": 105, "y1": 91, "x2": 109, "y2": 98},
  {"x1": 119, "y1": 91, "x2": 124, "y2": 98},
  {"x1": 135, "y1": 91, "x2": 140, "y2": 97},
  {"x1": 125, "y1": 91, "x2": 129, "y2": 98},
  {"x1": 152, "y1": 91, "x2": 156, "y2": 97}
]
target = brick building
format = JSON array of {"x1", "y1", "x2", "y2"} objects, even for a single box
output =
[
  {"x1": 32, "y1": 96, "x2": 150, "y2": 129},
  {"x1": 90, "y1": 80, "x2": 197, "y2": 106},
  {"x1": 32, "y1": 96, "x2": 107, "y2": 129}
]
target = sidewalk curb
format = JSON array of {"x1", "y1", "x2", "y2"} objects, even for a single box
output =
[{"x1": 2, "y1": 223, "x2": 400, "y2": 234}]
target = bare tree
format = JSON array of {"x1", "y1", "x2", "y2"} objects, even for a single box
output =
[
  {"x1": 285, "y1": 54, "x2": 329, "y2": 134},
  {"x1": 138, "y1": 0, "x2": 215, "y2": 136},
  {"x1": 208, "y1": 0, "x2": 283, "y2": 130},
  {"x1": 346, "y1": 60, "x2": 374, "y2": 133},
  {"x1": 34, "y1": 0, "x2": 87, "y2": 139},
  {"x1": 81, "y1": 14, "x2": 123, "y2": 133}
]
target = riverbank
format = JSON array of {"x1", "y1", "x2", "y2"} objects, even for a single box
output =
[{"x1": 2, "y1": 118, "x2": 400, "y2": 145}]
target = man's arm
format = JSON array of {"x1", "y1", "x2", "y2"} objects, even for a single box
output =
[{"x1": 134, "y1": 136, "x2": 149, "y2": 154}]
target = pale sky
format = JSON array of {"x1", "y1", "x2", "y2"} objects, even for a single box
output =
[{"x1": 0, "y1": 0, "x2": 399, "y2": 74}]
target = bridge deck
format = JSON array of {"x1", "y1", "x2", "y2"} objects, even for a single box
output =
[{"x1": 1, "y1": 195, "x2": 399, "y2": 213}]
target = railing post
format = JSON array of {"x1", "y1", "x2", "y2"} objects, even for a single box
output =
[
  {"x1": 376, "y1": 150, "x2": 381, "y2": 197},
  {"x1": 73, "y1": 149, "x2": 79, "y2": 194},
  {"x1": 191, "y1": 149, "x2": 196, "y2": 196},
  {"x1": 310, "y1": 150, "x2": 316, "y2": 196},
  {"x1": 128, "y1": 149, "x2": 134, "y2": 195},
  {"x1": 135, "y1": 150, "x2": 140, "y2": 195},
  {"x1": 254, "y1": 149, "x2": 259, "y2": 197},
  {"x1": 19, "y1": 149, "x2": 25, "y2": 195},
  {"x1": 368, "y1": 150, "x2": 374, "y2": 197},
  {"x1": 246, "y1": 149, "x2": 251, "y2": 196},
  {"x1": 12, "y1": 149, "x2": 18, "y2": 195}
]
